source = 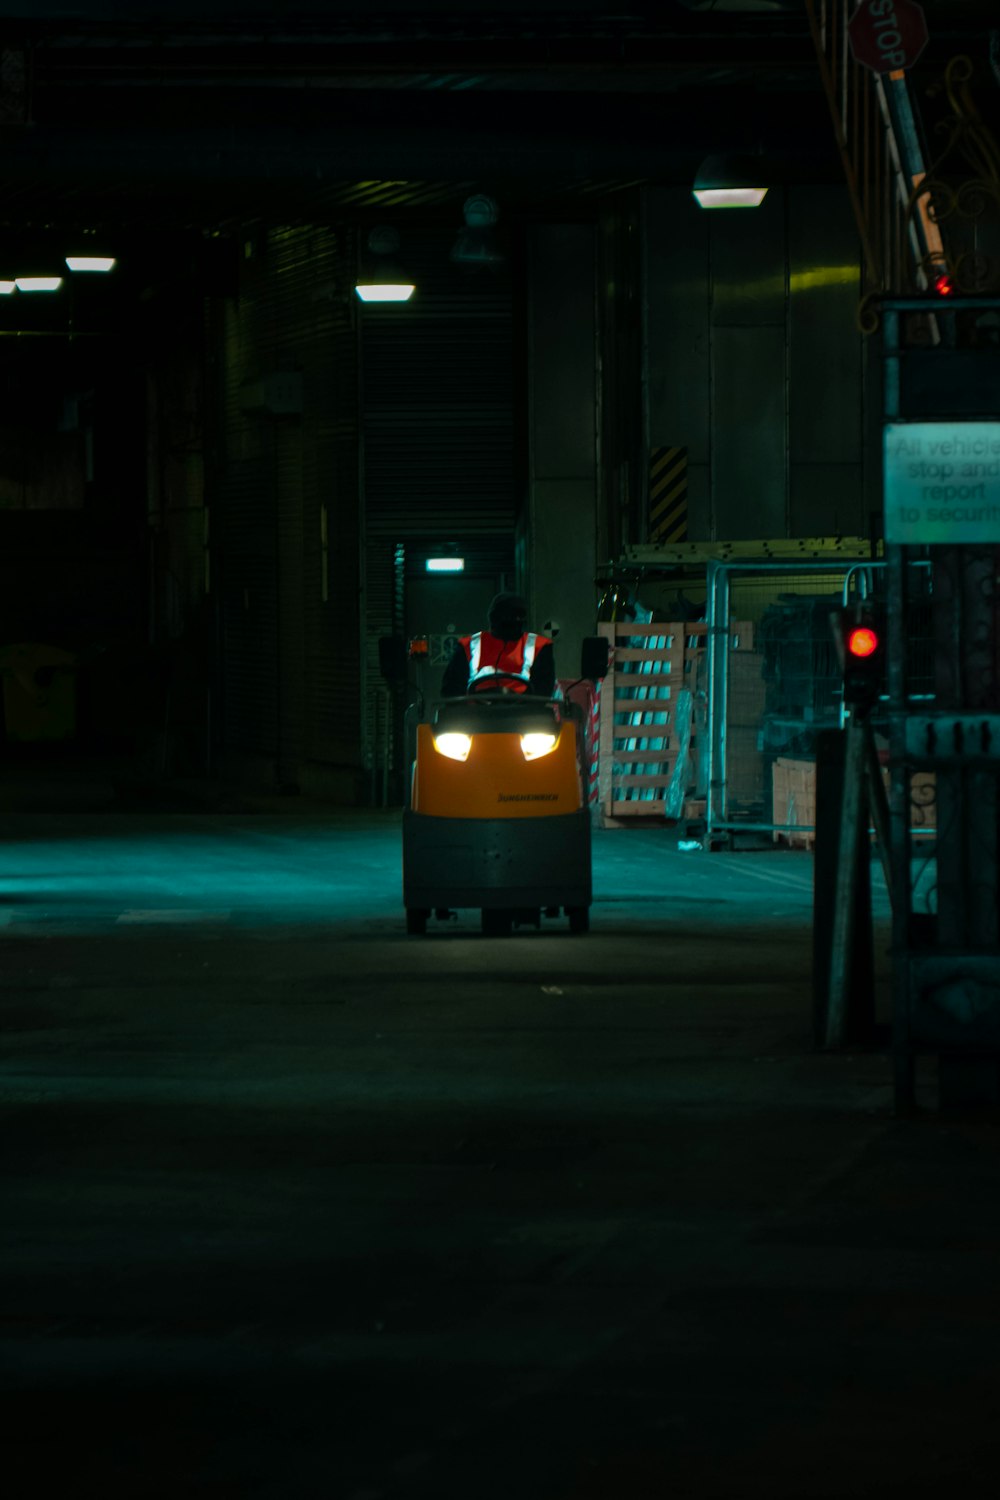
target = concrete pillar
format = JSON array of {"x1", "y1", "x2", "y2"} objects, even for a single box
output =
[{"x1": 524, "y1": 224, "x2": 598, "y2": 682}]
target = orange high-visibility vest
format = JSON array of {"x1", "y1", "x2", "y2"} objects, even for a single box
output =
[{"x1": 459, "y1": 630, "x2": 551, "y2": 693}]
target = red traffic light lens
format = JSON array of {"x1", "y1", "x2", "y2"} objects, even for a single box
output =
[
  {"x1": 933, "y1": 271, "x2": 954, "y2": 297},
  {"x1": 847, "y1": 625, "x2": 879, "y2": 659}
]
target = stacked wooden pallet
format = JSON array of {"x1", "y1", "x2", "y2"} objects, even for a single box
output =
[{"x1": 596, "y1": 620, "x2": 752, "y2": 827}]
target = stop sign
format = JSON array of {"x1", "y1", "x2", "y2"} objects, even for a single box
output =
[{"x1": 848, "y1": 0, "x2": 929, "y2": 74}]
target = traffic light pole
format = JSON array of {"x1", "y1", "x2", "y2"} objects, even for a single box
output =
[
  {"x1": 817, "y1": 707, "x2": 893, "y2": 1052},
  {"x1": 823, "y1": 717, "x2": 872, "y2": 1049}
]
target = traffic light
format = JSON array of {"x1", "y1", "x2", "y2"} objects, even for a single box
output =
[{"x1": 835, "y1": 608, "x2": 886, "y2": 714}]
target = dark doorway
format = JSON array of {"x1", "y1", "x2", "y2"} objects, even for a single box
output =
[{"x1": 402, "y1": 538, "x2": 515, "y2": 674}]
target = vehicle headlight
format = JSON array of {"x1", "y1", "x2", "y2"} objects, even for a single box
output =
[
  {"x1": 434, "y1": 731, "x2": 472, "y2": 762},
  {"x1": 520, "y1": 732, "x2": 557, "y2": 761}
]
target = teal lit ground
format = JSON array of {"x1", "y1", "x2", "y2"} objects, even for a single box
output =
[{"x1": 2, "y1": 799, "x2": 998, "y2": 1499}]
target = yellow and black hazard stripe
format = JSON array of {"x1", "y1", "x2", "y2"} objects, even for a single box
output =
[{"x1": 648, "y1": 445, "x2": 688, "y2": 543}]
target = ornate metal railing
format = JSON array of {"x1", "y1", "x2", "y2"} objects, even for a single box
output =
[
  {"x1": 806, "y1": 2, "x2": 1000, "y2": 327},
  {"x1": 917, "y1": 56, "x2": 1000, "y2": 296}
]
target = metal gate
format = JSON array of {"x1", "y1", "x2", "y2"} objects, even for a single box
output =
[{"x1": 705, "y1": 556, "x2": 872, "y2": 846}]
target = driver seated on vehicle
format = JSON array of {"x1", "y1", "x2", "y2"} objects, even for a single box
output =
[{"x1": 442, "y1": 592, "x2": 555, "y2": 698}]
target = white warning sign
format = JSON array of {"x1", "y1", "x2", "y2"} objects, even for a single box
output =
[{"x1": 884, "y1": 422, "x2": 1000, "y2": 543}]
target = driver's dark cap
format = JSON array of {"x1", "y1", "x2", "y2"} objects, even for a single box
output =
[{"x1": 488, "y1": 591, "x2": 528, "y2": 639}]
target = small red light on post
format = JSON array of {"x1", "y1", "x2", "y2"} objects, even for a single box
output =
[
  {"x1": 847, "y1": 626, "x2": 879, "y2": 659},
  {"x1": 836, "y1": 609, "x2": 885, "y2": 715},
  {"x1": 933, "y1": 271, "x2": 954, "y2": 297}
]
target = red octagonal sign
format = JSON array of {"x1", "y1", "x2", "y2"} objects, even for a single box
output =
[{"x1": 848, "y1": 0, "x2": 929, "y2": 75}]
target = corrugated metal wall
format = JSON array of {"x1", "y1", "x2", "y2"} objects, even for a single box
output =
[
  {"x1": 597, "y1": 195, "x2": 642, "y2": 559},
  {"x1": 210, "y1": 224, "x2": 360, "y2": 788},
  {"x1": 360, "y1": 225, "x2": 515, "y2": 771},
  {"x1": 215, "y1": 275, "x2": 279, "y2": 765}
]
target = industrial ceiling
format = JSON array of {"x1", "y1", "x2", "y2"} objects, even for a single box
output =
[{"x1": 0, "y1": 2, "x2": 996, "y2": 231}]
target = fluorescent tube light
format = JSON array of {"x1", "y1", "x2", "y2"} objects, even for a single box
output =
[
  {"x1": 426, "y1": 558, "x2": 465, "y2": 572},
  {"x1": 15, "y1": 277, "x2": 63, "y2": 292},
  {"x1": 692, "y1": 153, "x2": 770, "y2": 210},
  {"x1": 692, "y1": 186, "x2": 768, "y2": 209},
  {"x1": 354, "y1": 283, "x2": 415, "y2": 302},
  {"x1": 0, "y1": 280, "x2": 15, "y2": 295},
  {"x1": 65, "y1": 256, "x2": 116, "y2": 272}
]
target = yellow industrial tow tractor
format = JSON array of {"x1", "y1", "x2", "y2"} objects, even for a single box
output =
[{"x1": 379, "y1": 636, "x2": 609, "y2": 936}]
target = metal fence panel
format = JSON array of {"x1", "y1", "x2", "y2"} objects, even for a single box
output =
[{"x1": 707, "y1": 557, "x2": 938, "y2": 846}]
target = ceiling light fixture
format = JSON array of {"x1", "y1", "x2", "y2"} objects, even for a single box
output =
[
  {"x1": 15, "y1": 276, "x2": 63, "y2": 292},
  {"x1": 355, "y1": 284, "x2": 414, "y2": 303},
  {"x1": 0, "y1": 280, "x2": 15, "y2": 295},
  {"x1": 692, "y1": 153, "x2": 769, "y2": 209},
  {"x1": 65, "y1": 256, "x2": 117, "y2": 272},
  {"x1": 355, "y1": 226, "x2": 415, "y2": 303}
]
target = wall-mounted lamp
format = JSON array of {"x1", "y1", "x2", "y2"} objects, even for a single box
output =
[
  {"x1": 355, "y1": 226, "x2": 415, "y2": 303},
  {"x1": 692, "y1": 153, "x2": 769, "y2": 209},
  {"x1": 426, "y1": 557, "x2": 465, "y2": 573}
]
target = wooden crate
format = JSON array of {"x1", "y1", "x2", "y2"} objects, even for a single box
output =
[
  {"x1": 772, "y1": 757, "x2": 816, "y2": 849},
  {"x1": 596, "y1": 620, "x2": 752, "y2": 826},
  {"x1": 772, "y1": 759, "x2": 938, "y2": 849}
]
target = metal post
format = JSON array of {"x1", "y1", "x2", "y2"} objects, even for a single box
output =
[
  {"x1": 887, "y1": 540, "x2": 915, "y2": 1110},
  {"x1": 825, "y1": 715, "x2": 866, "y2": 1049},
  {"x1": 883, "y1": 307, "x2": 900, "y2": 419},
  {"x1": 715, "y1": 563, "x2": 731, "y2": 835},
  {"x1": 705, "y1": 559, "x2": 720, "y2": 844},
  {"x1": 381, "y1": 687, "x2": 391, "y2": 808},
  {"x1": 370, "y1": 687, "x2": 379, "y2": 807},
  {"x1": 864, "y1": 721, "x2": 893, "y2": 905}
]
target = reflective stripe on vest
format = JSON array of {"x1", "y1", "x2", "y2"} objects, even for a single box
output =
[{"x1": 467, "y1": 631, "x2": 538, "y2": 689}]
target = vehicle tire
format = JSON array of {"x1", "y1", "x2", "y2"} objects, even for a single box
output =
[
  {"x1": 406, "y1": 908, "x2": 429, "y2": 935},
  {"x1": 481, "y1": 908, "x2": 513, "y2": 937},
  {"x1": 566, "y1": 906, "x2": 589, "y2": 935}
]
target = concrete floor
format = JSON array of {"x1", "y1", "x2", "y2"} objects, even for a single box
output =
[{"x1": 2, "y1": 801, "x2": 999, "y2": 1498}]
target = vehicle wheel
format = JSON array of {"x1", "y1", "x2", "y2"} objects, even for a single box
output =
[
  {"x1": 481, "y1": 908, "x2": 513, "y2": 937},
  {"x1": 566, "y1": 906, "x2": 589, "y2": 935},
  {"x1": 406, "y1": 908, "x2": 429, "y2": 935}
]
